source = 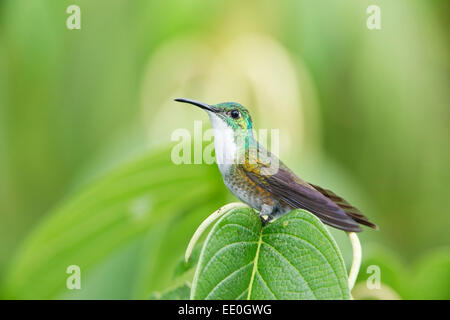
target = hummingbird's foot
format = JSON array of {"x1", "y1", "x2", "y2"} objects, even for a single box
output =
[
  {"x1": 259, "y1": 204, "x2": 275, "y2": 227},
  {"x1": 260, "y1": 215, "x2": 274, "y2": 227},
  {"x1": 260, "y1": 215, "x2": 269, "y2": 226}
]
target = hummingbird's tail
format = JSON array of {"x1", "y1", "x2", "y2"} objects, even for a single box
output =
[{"x1": 310, "y1": 183, "x2": 378, "y2": 230}]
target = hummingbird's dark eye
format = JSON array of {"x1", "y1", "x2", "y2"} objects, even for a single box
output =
[{"x1": 230, "y1": 109, "x2": 241, "y2": 119}]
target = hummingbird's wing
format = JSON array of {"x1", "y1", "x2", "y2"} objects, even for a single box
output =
[{"x1": 241, "y1": 154, "x2": 363, "y2": 232}]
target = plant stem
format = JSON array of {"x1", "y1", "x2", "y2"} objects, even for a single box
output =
[{"x1": 347, "y1": 232, "x2": 361, "y2": 293}]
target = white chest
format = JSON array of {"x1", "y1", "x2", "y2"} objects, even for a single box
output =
[{"x1": 208, "y1": 113, "x2": 237, "y2": 175}]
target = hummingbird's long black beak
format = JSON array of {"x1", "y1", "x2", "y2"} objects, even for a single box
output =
[{"x1": 174, "y1": 98, "x2": 219, "y2": 113}]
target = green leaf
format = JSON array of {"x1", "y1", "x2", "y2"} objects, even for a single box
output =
[
  {"x1": 191, "y1": 208, "x2": 350, "y2": 300},
  {"x1": 149, "y1": 282, "x2": 191, "y2": 300}
]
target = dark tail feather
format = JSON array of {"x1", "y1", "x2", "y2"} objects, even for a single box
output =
[{"x1": 310, "y1": 183, "x2": 378, "y2": 230}]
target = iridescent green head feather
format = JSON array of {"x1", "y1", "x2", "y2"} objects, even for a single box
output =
[{"x1": 211, "y1": 102, "x2": 253, "y2": 131}]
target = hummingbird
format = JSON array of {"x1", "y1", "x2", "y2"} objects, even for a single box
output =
[{"x1": 174, "y1": 98, "x2": 377, "y2": 232}]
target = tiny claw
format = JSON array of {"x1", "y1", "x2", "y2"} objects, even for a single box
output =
[{"x1": 259, "y1": 214, "x2": 273, "y2": 227}]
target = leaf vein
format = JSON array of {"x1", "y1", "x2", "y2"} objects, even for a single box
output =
[
  {"x1": 256, "y1": 271, "x2": 278, "y2": 299},
  {"x1": 204, "y1": 261, "x2": 253, "y2": 299},
  {"x1": 246, "y1": 230, "x2": 263, "y2": 299},
  {"x1": 200, "y1": 241, "x2": 258, "y2": 276},
  {"x1": 221, "y1": 223, "x2": 258, "y2": 236},
  {"x1": 261, "y1": 241, "x2": 317, "y2": 299},
  {"x1": 263, "y1": 231, "x2": 342, "y2": 293}
]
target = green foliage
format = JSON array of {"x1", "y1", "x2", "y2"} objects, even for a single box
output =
[
  {"x1": 191, "y1": 208, "x2": 350, "y2": 300},
  {"x1": 2, "y1": 149, "x2": 226, "y2": 299}
]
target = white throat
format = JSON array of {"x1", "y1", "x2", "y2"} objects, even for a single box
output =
[{"x1": 208, "y1": 113, "x2": 237, "y2": 175}]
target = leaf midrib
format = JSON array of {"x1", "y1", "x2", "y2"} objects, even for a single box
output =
[{"x1": 246, "y1": 229, "x2": 263, "y2": 300}]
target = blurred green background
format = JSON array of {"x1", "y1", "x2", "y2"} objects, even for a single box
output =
[{"x1": 0, "y1": 0, "x2": 449, "y2": 299}]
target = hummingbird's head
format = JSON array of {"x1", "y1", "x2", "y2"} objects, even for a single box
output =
[{"x1": 174, "y1": 98, "x2": 253, "y2": 132}]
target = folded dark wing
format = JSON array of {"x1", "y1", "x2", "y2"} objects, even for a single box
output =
[
  {"x1": 244, "y1": 166, "x2": 362, "y2": 232},
  {"x1": 309, "y1": 183, "x2": 378, "y2": 230}
]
